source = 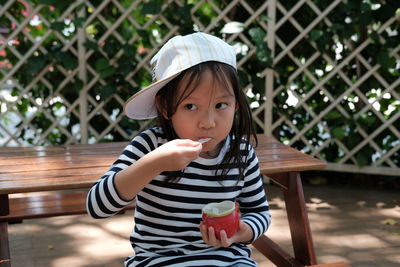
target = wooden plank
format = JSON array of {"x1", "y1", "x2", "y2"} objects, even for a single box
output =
[
  {"x1": 259, "y1": 159, "x2": 325, "y2": 174},
  {"x1": 0, "y1": 173, "x2": 102, "y2": 194},
  {"x1": 0, "y1": 159, "x2": 114, "y2": 173},
  {"x1": 0, "y1": 142, "x2": 126, "y2": 155},
  {"x1": 0, "y1": 191, "x2": 136, "y2": 222}
]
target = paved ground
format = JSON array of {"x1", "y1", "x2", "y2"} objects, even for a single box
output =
[{"x1": 7, "y1": 184, "x2": 400, "y2": 267}]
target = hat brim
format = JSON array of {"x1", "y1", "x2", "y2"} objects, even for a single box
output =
[{"x1": 124, "y1": 72, "x2": 180, "y2": 120}]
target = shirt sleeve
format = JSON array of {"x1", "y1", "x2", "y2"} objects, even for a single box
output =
[
  {"x1": 238, "y1": 145, "x2": 271, "y2": 243},
  {"x1": 86, "y1": 129, "x2": 158, "y2": 219}
]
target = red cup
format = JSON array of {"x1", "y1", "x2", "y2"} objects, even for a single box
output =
[{"x1": 202, "y1": 200, "x2": 240, "y2": 239}]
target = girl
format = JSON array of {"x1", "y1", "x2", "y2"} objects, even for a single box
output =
[{"x1": 87, "y1": 32, "x2": 271, "y2": 267}]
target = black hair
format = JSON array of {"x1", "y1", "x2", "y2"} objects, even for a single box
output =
[{"x1": 155, "y1": 61, "x2": 257, "y2": 182}]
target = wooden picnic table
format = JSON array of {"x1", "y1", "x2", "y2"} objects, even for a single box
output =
[{"x1": 0, "y1": 135, "x2": 326, "y2": 267}]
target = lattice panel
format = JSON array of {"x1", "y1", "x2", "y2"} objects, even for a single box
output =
[
  {"x1": 270, "y1": 0, "x2": 400, "y2": 175},
  {"x1": 0, "y1": 0, "x2": 399, "y2": 176},
  {"x1": 0, "y1": 0, "x2": 84, "y2": 146}
]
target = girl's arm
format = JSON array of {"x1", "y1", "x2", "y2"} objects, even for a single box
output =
[
  {"x1": 114, "y1": 139, "x2": 202, "y2": 200},
  {"x1": 236, "y1": 148, "x2": 271, "y2": 243},
  {"x1": 87, "y1": 131, "x2": 202, "y2": 219}
]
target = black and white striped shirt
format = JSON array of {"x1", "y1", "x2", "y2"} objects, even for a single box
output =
[{"x1": 87, "y1": 128, "x2": 271, "y2": 266}]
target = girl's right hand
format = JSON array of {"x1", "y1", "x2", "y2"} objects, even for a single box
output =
[
  {"x1": 114, "y1": 139, "x2": 202, "y2": 200},
  {"x1": 153, "y1": 139, "x2": 202, "y2": 172}
]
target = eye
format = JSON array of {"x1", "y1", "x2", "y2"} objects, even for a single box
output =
[
  {"x1": 185, "y1": 104, "x2": 197, "y2": 110},
  {"x1": 216, "y1": 102, "x2": 228, "y2": 109}
]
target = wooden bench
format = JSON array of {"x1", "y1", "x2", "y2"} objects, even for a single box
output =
[
  {"x1": 0, "y1": 190, "x2": 135, "y2": 223},
  {"x1": 0, "y1": 135, "x2": 345, "y2": 267}
]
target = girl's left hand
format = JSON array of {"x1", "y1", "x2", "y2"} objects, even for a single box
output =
[{"x1": 199, "y1": 220, "x2": 253, "y2": 247}]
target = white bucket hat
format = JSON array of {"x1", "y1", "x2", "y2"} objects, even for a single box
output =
[{"x1": 124, "y1": 32, "x2": 237, "y2": 120}]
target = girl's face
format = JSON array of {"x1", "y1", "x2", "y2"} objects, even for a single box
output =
[{"x1": 170, "y1": 69, "x2": 236, "y2": 158}]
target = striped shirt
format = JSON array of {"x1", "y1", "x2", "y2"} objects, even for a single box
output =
[{"x1": 87, "y1": 128, "x2": 271, "y2": 266}]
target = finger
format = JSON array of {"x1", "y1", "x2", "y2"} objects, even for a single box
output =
[
  {"x1": 208, "y1": 226, "x2": 217, "y2": 244},
  {"x1": 176, "y1": 143, "x2": 202, "y2": 157},
  {"x1": 219, "y1": 230, "x2": 230, "y2": 247},
  {"x1": 200, "y1": 223, "x2": 209, "y2": 243},
  {"x1": 175, "y1": 139, "x2": 202, "y2": 148}
]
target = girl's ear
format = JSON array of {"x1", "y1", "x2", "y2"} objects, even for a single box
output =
[
  {"x1": 235, "y1": 101, "x2": 239, "y2": 111},
  {"x1": 155, "y1": 95, "x2": 169, "y2": 119}
]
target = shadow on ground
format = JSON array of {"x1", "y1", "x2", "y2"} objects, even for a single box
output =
[{"x1": 8, "y1": 183, "x2": 400, "y2": 267}]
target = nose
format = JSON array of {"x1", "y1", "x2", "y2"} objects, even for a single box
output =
[{"x1": 199, "y1": 109, "x2": 216, "y2": 129}]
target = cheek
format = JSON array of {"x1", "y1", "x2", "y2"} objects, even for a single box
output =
[
  {"x1": 170, "y1": 115, "x2": 193, "y2": 138},
  {"x1": 222, "y1": 108, "x2": 236, "y2": 123}
]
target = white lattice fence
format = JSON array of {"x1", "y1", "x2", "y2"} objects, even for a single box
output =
[
  {"x1": 0, "y1": 0, "x2": 399, "y2": 176},
  {"x1": 267, "y1": 0, "x2": 400, "y2": 176}
]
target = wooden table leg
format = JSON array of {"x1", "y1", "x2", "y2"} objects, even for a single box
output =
[
  {"x1": 283, "y1": 172, "x2": 317, "y2": 265},
  {"x1": 0, "y1": 222, "x2": 11, "y2": 267}
]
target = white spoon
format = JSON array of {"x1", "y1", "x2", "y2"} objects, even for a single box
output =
[{"x1": 198, "y1": 138, "x2": 211, "y2": 144}]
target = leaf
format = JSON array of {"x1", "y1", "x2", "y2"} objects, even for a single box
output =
[
  {"x1": 370, "y1": 30, "x2": 380, "y2": 44},
  {"x1": 332, "y1": 127, "x2": 345, "y2": 140},
  {"x1": 259, "y1": 15, "x2": 271, "y2": 22},
  {"x1": 99, "y1": 67, "x2": 115, "y2": 79},
  {"x1": 249, "y1": 27, "x2": 266, "y2": 44},
  {"x1": 377, "y1": 49, "x2": 395, "y2": 70},
  {"x1": 95, "y1": 58, "x2": 115, "y2": 78},
  {"x1": 175, "y1": 5, "x2": 193, "y2": 26},
  {"x1": 50, "y1": 22, "x2": 65, "y2": 32},
  {"x1": 238, "y1": 70, "x2": 249, "y2": 88},
  {"x1": 86, "y1": 24, "x2": 98, "y2": 35},
  {"x1": 250, "y1": 75, "x2": 265, "y2": 95},
  {"x1": 310, "y1": 29, "x2": 323, "y2": 41},
  {"x1": 38, "y1": 0, "x2": 68, "y2": 11},
  {"x1": 122, "y1": 44, "x2": 136, "y2": 58},
  {"x1": 325, "y1": 110, "x2": 342, "y2": 120},
  {"x1": 121, "y1": 25, "x2": 133, "y2": 41},
  {"x1": 256, "y1": 42, "x2": 271, "y2": 64},
  {"x1": 83, "y1": 40, "x2": 98, "y2": 51},
  {"x1": 55, "y1": 51, "x2": 77, "y2": 70},
  {"x1": 137, "y1": 29, "x2": 150, "y2": 45},
  {"x1": 141, "y1": 0, "x2": 162, "y2": 15},
  {"x1": 27, "y1": 55, "x2": 47, "y2": 74},
  {"x1": 95, "y1": 58, "x2": 110, "y2": 71},
  {"x1": 100, "y1": 84, "x2": 115, "y2": 99},
  {"x1": 380, "y1": 219, "x2": 397, "y2": 226},
  {"x1": 356, "y1": 153, "x2": 368, "y2": 167},
  {"x1": 103, "y1": 41, "x2": 118, "y2": 57},
  {"x1": 329, "y1": 23, "x2": 344, "y2": 34},
  {"x1": 118, "y1": 61, "x2": 134, "y2": 76},
  {"x1": 360, "y1": 113, "x2": 376, "y2": 127}
]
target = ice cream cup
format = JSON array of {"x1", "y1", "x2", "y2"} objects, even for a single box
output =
[{"x1": 201, "y1": 200, "x2": 240, "y2": 239}]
